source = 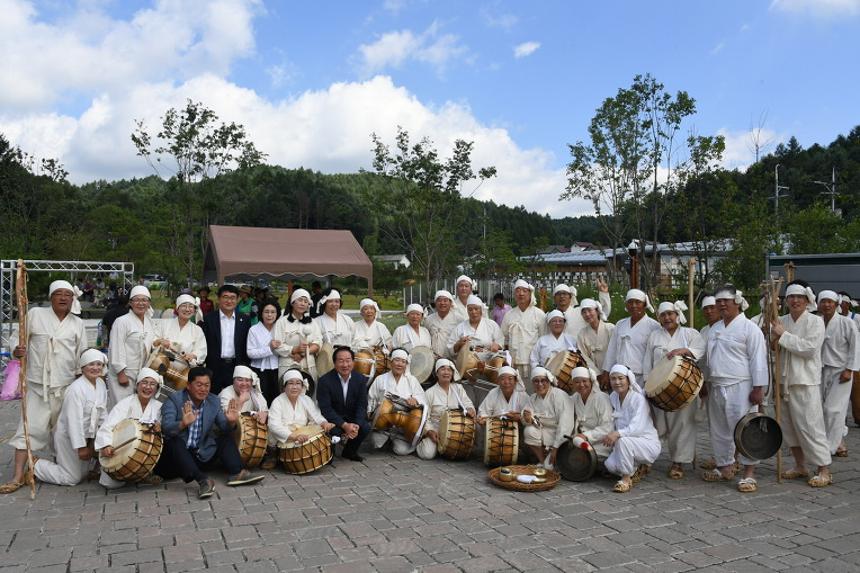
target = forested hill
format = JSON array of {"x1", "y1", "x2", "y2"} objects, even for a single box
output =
[{"x1": 2, "y1": 125, "x2": 859, "y2": 289}]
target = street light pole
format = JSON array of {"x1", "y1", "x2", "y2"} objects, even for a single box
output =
[{"x1": 773, "y1": 163, "x2": 790, "y2": 226}]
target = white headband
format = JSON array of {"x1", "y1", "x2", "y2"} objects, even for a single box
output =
[
  {"x1": 818, "y1": 290, "x2": 839, "y2": 303},
  {"x1": 360, "y1": 298, "x2": 380, "y2": 313},
  {"x1": 456, "y1": 275, "x2": 474, "y2": 287},
  {"x1": 785, "y1": 284, "x2": 816, "y2": 306},
  {"x1": 290, "y1": 288, "x2": 311, "y2": 304},
  {"x1": 79, "y1": 348, "x2": 106, "y2": 368},
  {"x1": 390, "y1": 348, "x2": 409, "y2": 362},
  {"x1": 232, "y1": 365, "x2": 259, "y2": 387},
  {"x1": 176, "y1": 294, "x2": 198, "y2": 307},
  {"x1": 497, "y1": 365, "x2": 518, "y2": 379},
  {"x1": 320, "y1": 290, "x2": 341, "y2": 305},
  {"x1": 434, "y1": 358, "x2": 461, "y2": 380},
  {"x1": 546, "y1": 309, "x2": 565, "y2": 323},
  {"x1": 553, "y1": 283, "x2": 578, "y2": 305},
  {"x1": 406, "y1": 303, "x2": 424, "y2": 316},
  {"x1": 579, "y1": 298, "x2": 607, "y2": 321},
  {"x1": 130, "y1": 285, "x2": 151, "y2": 300},
  {"x1": 625, "y1": 289, "x2": 654, "y2": 313},
  {"x1": 434, "y1": 289, "x2": 454, "y2": 302},
  {"x1": 466, "y1": 294, "x2": 484, "y2": 307},
  {"x1": 136, "y1": 367, "x2": 163, "y2": 387},
  {"x1": 530, "y1": 366, "x2": 555, "y2": 384},
  {"x1": 570, "y1": 366, "x2": 593, "y2": 382},
  {"x1": 714, "y1": 288, "x2": 750, "y2": 312},
  {"x1": 50, "y1": 280, "x2": 83, "y2": 315},
  {"x1": 701, "y1": 296, "x2": 716, "y2": 309},
  {"x1": 657, "y1": 300, "x2": 688, "y2": 325},
  {"x1": 609, "y1": 364, "x2": 640, "y2": 392},
  {"x1": 513, "y1": 279, "x2": 534, "y2": 292},
  {"x1": 281, "y1": 368, "x2": 309, "y2": 391}
]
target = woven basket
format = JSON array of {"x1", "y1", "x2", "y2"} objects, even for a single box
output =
[{"x1": 487, "y1": 465, "x2": 560, "y2": 492}]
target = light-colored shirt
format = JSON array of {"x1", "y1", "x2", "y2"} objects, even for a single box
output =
[
  {"x1": 272, "y1": 315, "x2": 323, "y2": 373},
  {"x1": 57, "y1": 375, "x2": 108, "y2": 449},
  {"x1": 94, "y1": 394, "x2": 162, "y2": 450},
  {"x1": 705, "y1": 314, "x2": 769, "y2": 387},
  {"x1": 24, "y1": 307, "x2": 87, "y2": 392},
  {"x1": 367, "y1": 371, "x2": 427, "y2": 415},
  {"x1": 478, "y1": 386, "x2": 531, "y2": 418},
  {"x1": 425, "y1": 311, "x2": 460, "y2": 358},
  {"x1": 778, "y1": 311, "x2": 825, "y2": 387},
  {"x1": 642, "y1": 326, "x2": 705, "y2": 383},
  {"x1": 577, "y1": 321, "x2": 615, "y2": 375},
  {"x1": 352, "y1": 320, "x2": 392, "y2": 351},
  {"x1": 219, "y1": 310, "x2": 236, "y2": 359},
  {"x1": 491, "y1": 303, "x2": 511, "y2": 326},
  {"x1": 523, "y1": 387, "x2": 575, "y2": 448},
  {"x1": 423, "y1": 383, "x2": 474, "y2": 433},
  {"x1": 339, "y1": 373, "x2": 350, "y2": 401},
  {"x1": 314, "y1": 312, "x2": 355, "y2": 347},
  {"x1": 572, "y1": 390, "x2": 614, "y2": 457},
  {"x1": 501, "y1": 305, "x2": 547, "y2": 366},
  {"x1": 562, "y1": 290, "x2": 612, "y2": 337},
  {"x1": 109, "y1": 312, "x2": 156, "y2": 382},
  {"x1": 154, "y1": 318, "x2": 207, "y2": 366},
  {"x1": 446, "y1": 318, "x2": 504, "y2": 356},
  {"x1": 602, "y1": 315, "x2": 661, "y2": 376},
  {"x1": 391, "y1": 324, "x2": 432, "y2": 352},
  {"x1": 268, "y1": 393, "x2": 327, "y2": 443},
  {"x1": 610, "y1": 389, "x2": 658, "y2": 440},
  {"x1": 246, "y1": 322, "x2": 278, "y2": 370},
  {"x1": 821, "y1": 314, "x2": 859, "y2": 371},
  {"x1": 529, "y1": 332, "x2": 578, "y2": 370}
]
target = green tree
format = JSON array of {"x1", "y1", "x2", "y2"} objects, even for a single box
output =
[
  {"x1": 368, "y1": 126, "x2": 496, "y2": 285},
  {"x1": 131, "y1": 100, "x2": 267, "y2": 285}
]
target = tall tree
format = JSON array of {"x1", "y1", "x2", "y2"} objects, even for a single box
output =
[
  {"x1": 368, "y1": 127, "x2": 496, "y2": 285},
  {"x1": 131, "y1": 100, "x2": 267, "y2": 284}
]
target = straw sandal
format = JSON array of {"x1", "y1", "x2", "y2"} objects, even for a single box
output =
[
  {"x1": 699, "y1": 458, "x2": 717, "y2": 470},
  {"x1": 737, "y1": 477, "x2": 758, "y2": 493},
  {"x1": 668, "y1": 463, "x2": 685, "y2": 480},
  {"x1": 631, "y1": 464, "x2": 650, "y2": 484},
  {"x1": 808, "y1": 473, "x2": 833, "y2": 488},
  {"x1": 835, "y1": 447, "x2": 848, "y2": 458},
  {"x1": 702, "y1": 468, "x2": 734, "y2": 482},
  {"x1": 781, "y1": 469, "x2": 810, "y2": 480},
  {"x1": 612, "y1": 478, "x2": 633, "y2": 493}
]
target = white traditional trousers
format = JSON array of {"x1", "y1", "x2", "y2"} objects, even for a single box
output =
[
  {"x1": 782, "y1": 385, "x2": 832, "y2": 468},
  {"x1": 820, "y1": 366, "x2": 852, "y2": 455},
  {"x1": 652, "y1": 400, "x2": 698, "y2": 464},
  {"x1": 604, "y1": 436, "x2": 661, "y2": 477},
  {"x1": 707, "y1": 380, "x2": 758, "y2": 467}
]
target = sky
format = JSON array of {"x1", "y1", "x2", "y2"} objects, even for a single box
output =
[{"x1": 1, "y1": 0, "x2": 859, "y2": 218}]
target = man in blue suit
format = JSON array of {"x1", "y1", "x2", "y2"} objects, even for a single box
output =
[
  {"x1": 157, "y1": 366, "x2": 264, "y2": 498},
  {"x1": 316, "y1": 347, "x2": 370, "y2": 461}
]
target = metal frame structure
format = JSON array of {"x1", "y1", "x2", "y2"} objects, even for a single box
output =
[{"x1": 0, "y1": 259, "x2": 134, "y2": 351}]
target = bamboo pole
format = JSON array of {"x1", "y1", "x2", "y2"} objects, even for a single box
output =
[
  {"x1": 768, "y1": 278, "x2": 784, "y2": 484},
  {"x1": 687, "y1": 258, "x2": 696, "y2": 329},
  {"x1": 16, "y1": 260, "x2": 36, "y2": 500}
]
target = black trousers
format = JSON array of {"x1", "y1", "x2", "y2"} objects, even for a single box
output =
[
  {"x1": 156, "y1": 433, "x2": 242, "y2": 483},
  {"x1": 209, "y1": 357, "x2": 238, "y2": 394},
  {"x1": 330, "y1": 420, "x2": 371, "y2": 457},
  {"x1": 251, "y1": 367, "x2": 280, "y2": 406}
]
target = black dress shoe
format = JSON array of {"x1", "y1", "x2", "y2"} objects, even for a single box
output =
[{"x1": 343, "y1": 452, "x2": 364, "y2": 462}]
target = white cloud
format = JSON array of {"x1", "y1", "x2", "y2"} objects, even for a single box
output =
[
  {"x1": 0, "y1": 2, "x2": 591, "y2": 218},
  {"x1": 481, "y1": 7, "x2": 518, "y2": 30},
  {"x1": 383, "y1": 0, "x2": 407, "y2": 13},
  {"x1": 355, "y1": 22, "x2": 468, "y2": 76},
  {"x1": 513, "y1": 41, "x2": 540, "y2": 59},
  {"x1": 710, "y1": 41, "x2": 725, "y2": 55},
  {"x1": 0, "y1": 0, "x2": 260, "y2": 111},
  {"x1": 0, "y1": 75, "x2": 591, "y2": 217},
  {"x1": 770, "y1": 0, "x2": 860, "y2": 16},
  {"x1": 717, "y1": 127, "x2": 784, "y2": 171}
]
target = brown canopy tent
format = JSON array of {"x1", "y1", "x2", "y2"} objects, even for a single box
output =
[{"x1": 203, "y1": 225, "x2": 373, "y2": 291}]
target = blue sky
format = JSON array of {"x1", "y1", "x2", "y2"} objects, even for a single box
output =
[{"x1": 1, "y1": 0, "x2": 858, "y2": 217}]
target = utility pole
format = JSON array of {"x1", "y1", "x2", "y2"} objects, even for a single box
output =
[
  {"x1": 813, "y1": 166, "x2": 837, "y2": 213},
  {"x1": 772, "y1": 163, "x2": 790, "y2": 226}
]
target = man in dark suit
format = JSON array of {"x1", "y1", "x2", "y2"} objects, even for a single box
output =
[
  {"x1": 157, "y1": 366, "x2": 264, "y2": 499},
  {"x1": 317, "y1": 346, "x2": 370, "y2": 461},
  {"x1": 201, "y1": 285, "x2": 251, "y2": 393}
]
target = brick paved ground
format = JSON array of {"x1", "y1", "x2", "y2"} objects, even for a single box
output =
[{"x1": 1, "y1": 399, "x2": 858, "y2": 573}]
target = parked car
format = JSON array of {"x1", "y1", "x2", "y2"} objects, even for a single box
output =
[{"x1": 141, "y1": 274, "x2": 167, "y2": 289}]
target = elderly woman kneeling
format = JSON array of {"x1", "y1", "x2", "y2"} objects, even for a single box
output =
[
  {"x1": 570, "y1": 366, "x2": 614, "y2": 459},
  {"x1": 603, "y1": 365, "x2": 661, "y2": 493},
  {"x1": 522, "y1": 367, "x2": 575, "y2": 469},
  {"x1": 269, "y1": 369, "x2": 335, "y2": 448},
  {"x1": 416, "y1": 359, "x2": 475, "y2": 460}
]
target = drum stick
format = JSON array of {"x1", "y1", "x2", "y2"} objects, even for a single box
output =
[{"x1": 16, "y1": 260, "x2": 36, "y2": 500}]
